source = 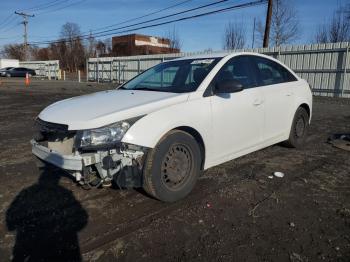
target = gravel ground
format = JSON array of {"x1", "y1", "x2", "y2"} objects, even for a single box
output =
[{"x1": 0, "y1": 78, "x2": 349, "y2": 262}]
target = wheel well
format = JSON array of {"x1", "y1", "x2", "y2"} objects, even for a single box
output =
[
  {"x1": 299, "y1": 103, "x2": 310, "y2": 117},
  {"x1": 173, "y1": 126, "x2": 205, "y2": 170}
]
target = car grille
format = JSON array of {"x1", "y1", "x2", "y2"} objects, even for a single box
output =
[
  {"x1": 34, "y1": 119, "x2": 76, "y2": 154},
  {"x1": 36, "y1": 118, "x2": 69, "y2": 133},
  {"x1": 34, "y1": 118, "x2": 75, "y2": 142}
]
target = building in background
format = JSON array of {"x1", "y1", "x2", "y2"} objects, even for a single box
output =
[{"x1": 112, "y1": 34, "x2": 180, "y2": 56}]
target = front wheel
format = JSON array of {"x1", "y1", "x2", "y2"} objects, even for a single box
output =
[
  {"x1": 284, "y1": 107, "x2": 310, "y2": 148},
  {"x1": 6, "y1": 73, "x2": 11, "y2": 78},
  {"x1": 143, "y1": 130, "x2": 201, "y2": 202}
]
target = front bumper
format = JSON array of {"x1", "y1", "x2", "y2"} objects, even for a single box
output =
[{"x1": 31, "y1": 139, "x2": 83, "y2": 170}]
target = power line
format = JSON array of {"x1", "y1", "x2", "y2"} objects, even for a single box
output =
[
  {"x1": 0, "y1": 13, "x2": 14, "y2": 27},
  {"x1": 0, "y1": 15, "x2": 20, "y2": 31},
  {"x1": 34, "y1": 0, "x2": 233, "y2": 44},
  {"x1": 0, "y1": 22, "x2": 21, "y2": 34},
  {"x1": 86, "y1": 0, "x2": 195, "y2": 34},
  {"x1": 21, "y1": 0, "x2": 69, "y2": 12},
  {"x1": 29, "y1": 0, "x2": 195, "y2": 43},
  {"x1": 84, "y1": 0, "x2": 232, "y2": 39},
  {"x1": 36, "y1": 0, "x2": 87, "y2": 15},
  {"x1": 30, "y1": 0, "x2": 267, "y2": 46}
]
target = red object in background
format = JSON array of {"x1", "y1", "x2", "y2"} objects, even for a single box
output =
[{"x1": 25, "y1": 73, "x2": 30, "y2": 86}]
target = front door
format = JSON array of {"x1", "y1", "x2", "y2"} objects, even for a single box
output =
[{"x1": 210, "y1": 56, "x2": 264, "y2": 164}]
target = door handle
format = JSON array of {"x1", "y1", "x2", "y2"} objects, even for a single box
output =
[{"x1": 286, "y1": 92, "x2": 294, "y2": 96}]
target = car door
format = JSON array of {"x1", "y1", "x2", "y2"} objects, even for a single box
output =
[
  {"x1": 209, "y1": 55, "x2": 264, "y2": 163},
  {"x1": 12, "y1": 68, "x2": 21, "y2": 77},
  {"x1": 251, "y1": 57, "x2": 297, "y2": 142},
  {"x1": 19, "y1": 68, "x2": 27, "y2": 77}
]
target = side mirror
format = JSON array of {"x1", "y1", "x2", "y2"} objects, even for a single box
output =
[{"x1": 215, "y1": 80, "x2": 244, "y2": 94}]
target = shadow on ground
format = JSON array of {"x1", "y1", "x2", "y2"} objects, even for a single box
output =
[{"x1": 6, "y1": 165, "x2": 88, "y2": 262}]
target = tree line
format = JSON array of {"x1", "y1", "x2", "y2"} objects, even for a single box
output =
[{"x1": 1, "y1": 22, "x2": 113, "y2": 72}]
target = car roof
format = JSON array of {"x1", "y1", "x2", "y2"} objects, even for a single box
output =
[
  {"x1": 171, "y1": 51, "x2": 299, "y2": 79},
  {"x1": 172, "y1": 51, "x2": 277, "y2": 61}
]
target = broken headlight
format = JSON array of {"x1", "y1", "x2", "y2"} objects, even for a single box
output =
[{"x1": 77, "y1": 121, "x2": 131, "y2": 148}]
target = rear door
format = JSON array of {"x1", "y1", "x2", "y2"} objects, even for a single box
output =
[
  {"x1": 209, "y1": 56, "x2": 264, "y2": 163},
  {"x1": 251, "y1": 56, "x2": 298, "y2": 142}
]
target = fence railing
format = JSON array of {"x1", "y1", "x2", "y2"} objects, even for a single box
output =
[{"x1": 87, "y1": 42, "x2": 350, "y2": 98}]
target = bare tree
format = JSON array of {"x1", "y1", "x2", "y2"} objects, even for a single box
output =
[
  {"x1": 166, "y1": 27, "x2": 182, "y2": 50},
  {"x1": 256, "y1": 0, "x2": 299, "y2": 47},
  {"x1": 223, "y1": 22, "x2": 246, "y2": 50},
  {"x1": 315, "y1": 5, "x2": 350, "y2": 43},
  {"x1": 2, "y1": 44, "x2": 26, "y2": 60},
  {"x1": 59, "y1": 22, "x2": 85, "y2": 71}
]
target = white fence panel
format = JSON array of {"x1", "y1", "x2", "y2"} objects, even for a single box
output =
[
  {"x1": 19, "y1": 60, "x2": 60, "y2": 79},
  {"x1": 87, "y1": 42, "x2": 350, "y2": 98}
]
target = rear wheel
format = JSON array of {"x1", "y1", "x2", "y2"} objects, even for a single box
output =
[
  {"x1": 284, "y1": 107, "x2": 309, "y2": 148},
  {"x1": 143, "y1": 130, "x2": 201, "y2": 202}
]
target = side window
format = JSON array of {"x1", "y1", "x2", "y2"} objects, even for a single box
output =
[
  {"x1": 213, "y1": 56, "x2": 257, "y2": 89},
  {"x1": 253, "y1": 57, "x2": 297, "y2": 86}
]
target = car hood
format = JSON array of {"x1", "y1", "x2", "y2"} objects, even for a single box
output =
[{"x1": 39, "y1": 89, "x2": 188, "y2": 130}]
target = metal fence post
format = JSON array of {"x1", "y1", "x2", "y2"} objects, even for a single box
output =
[
  {"x1": 97, "y1": 61, "x2": 99, "y2": 83},
  {"x1": 48, "y1": 64, "x2": 51, "y2": 80},
  {"x1": 137, "y1": 59, "x2": 140, "y2": 74},
  {"x1": 342, "y1": 45, "x2": 349, "y2": 98},
  {"x1": 86, "y1": 59, "x2": 89, "y2": 82},
  {"x1": 78, "y1": 70, "x2": 81, "y2": 82},
  {"x1": 63, "y1": 70, "x2": 66, "y2": 81},
  {"x1": 118, "y1": 60, "x2": 121, "y2": 84},
  {"x1": 110, "y1": 61, "x2": 113, "y2": 82}
]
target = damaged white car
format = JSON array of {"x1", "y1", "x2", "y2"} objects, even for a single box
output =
[{"x1": 31, "y1": 52, "x2": 312, "y2": 202}]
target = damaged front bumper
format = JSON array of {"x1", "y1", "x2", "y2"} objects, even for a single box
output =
[
  {"x1": 31, "y1": 139, "x2": 83, "y2": 170},
  {"x1": 30, "y1": 139, "x2": 148, "y2": 188}
]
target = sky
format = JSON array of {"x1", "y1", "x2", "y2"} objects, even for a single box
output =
[{"x1": 0, "y1": 0, "x2": 344, "y2": 52}]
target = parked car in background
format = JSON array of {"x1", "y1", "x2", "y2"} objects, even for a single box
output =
[
  {"x1": 3, "y1": 67, "x2": 36, "y2": 77},
  {"x1": 31, "y1": 52, "x2": 312, "y2": 202},
  {"x1": 0, "y1": 67, "x2": 14, "y2": 77}
]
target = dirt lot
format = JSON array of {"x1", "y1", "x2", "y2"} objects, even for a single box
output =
[{"x1": 0, "y1": 78, "x2": 349, "y2": 262}]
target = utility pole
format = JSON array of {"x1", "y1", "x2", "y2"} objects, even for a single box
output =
[
  {"x1": 263, "y1": 0, "x2": 273, "y2": 48},
  {"x1": 14, "y1": 11, "x2": 35, "y2": 61}
]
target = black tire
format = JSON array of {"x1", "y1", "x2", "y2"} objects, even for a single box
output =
[
  {"x1": 284, "y1": 107, "x2": 310, "y2": 148},
  {"x1": 143, "y1": 130, "x2": 201, "y2": 202}
]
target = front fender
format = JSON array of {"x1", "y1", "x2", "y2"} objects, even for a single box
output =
[{"x1": 122, "y1": 97, "x2": 212, "y2": 151}]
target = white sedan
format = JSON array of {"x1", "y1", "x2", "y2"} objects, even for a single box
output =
[{"x1": 31, "y1": 52, "x2": 312, "y2": 202}]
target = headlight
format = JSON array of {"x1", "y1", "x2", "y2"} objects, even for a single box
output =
[{"x1": 77, "y1": 121, "x2": 131, "y2": 148}]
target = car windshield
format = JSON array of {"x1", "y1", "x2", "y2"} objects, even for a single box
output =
[{"x1": 121, "y1": 58, "x2": 220, "y2": 93}]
